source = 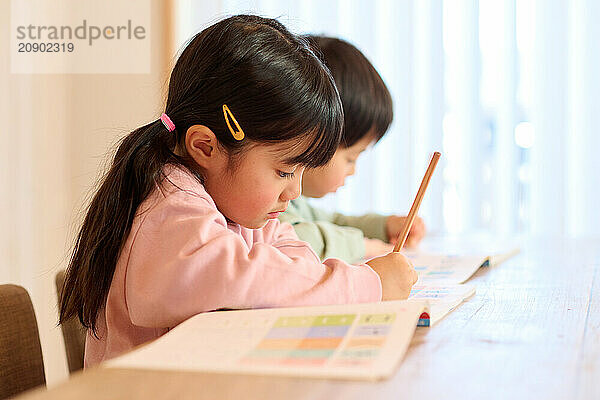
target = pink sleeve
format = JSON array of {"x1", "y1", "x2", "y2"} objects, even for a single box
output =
[{"x1": 125, "y1": 191, "x2": 382, "y2": 328}]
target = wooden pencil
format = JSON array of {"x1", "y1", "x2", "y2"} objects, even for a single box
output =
[{"x1": 393, "y1": 151, "x2": 441, "y2": 252}]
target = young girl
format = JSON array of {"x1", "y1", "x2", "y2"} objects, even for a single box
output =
[
  {"x1": 59, "y1": 15, "x2": 417, "y2": 367},
  {"x1": 279, "y1": 36, "x2": 426, "y2": 264}
]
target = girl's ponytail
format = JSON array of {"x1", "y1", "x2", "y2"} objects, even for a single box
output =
[{"x1": 59, "y1": 119, "x2": 189, "y2": 333}]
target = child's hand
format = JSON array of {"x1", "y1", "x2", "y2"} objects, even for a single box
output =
[
  {"x1": 366, "y1": 252, "x2": 418, "y2": 301},
  {"x1": 364, "y1": 238, "x2": 394, "y2": 259},
  {"x1": 386, "y1": 215, "x2": 426, "y2": 248}
]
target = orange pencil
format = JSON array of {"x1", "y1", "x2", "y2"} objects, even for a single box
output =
[{"x1": 393, "y1": 151, "x2": 441, "y2": 252}]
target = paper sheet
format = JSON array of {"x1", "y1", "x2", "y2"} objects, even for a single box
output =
[
  {"x1": 409, "y1": 284, "x2": 476, "y2": 325},
  {"x1": 407, "y1": 254, "x2": 490, "y2": 284},
  {"x1": 106, "y1": 300, "x2": 428, "y2": 381}
]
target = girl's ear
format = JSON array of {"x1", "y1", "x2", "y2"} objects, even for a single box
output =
[{"x1": 185, "y1": 125, "x2": 222, "y2": 169}]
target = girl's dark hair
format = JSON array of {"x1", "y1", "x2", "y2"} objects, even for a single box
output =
[
  {"x1": 306, "y1": 36, "x2": 393, "y2": 147},
  {"x1": 59, "y1": 15, "x2": 343, "y2": 334}
]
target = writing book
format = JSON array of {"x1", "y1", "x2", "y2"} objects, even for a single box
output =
[
  {"x1": 408, "y1": 283, "x2": 476, "y2": 326},
  {"x1": 404, "y1": 246, "x2": 520, "y2": 284},
  {"x1": 107, "y1": 300, "x2": 432, "y2": 381}
]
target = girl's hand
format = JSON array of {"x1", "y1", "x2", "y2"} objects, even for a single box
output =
[
  {"x1": 386, "y1": 215, "x2": 426, "y2": 248},
  {"x1": 364, "y1": 238, "x2": 394, "y2": 259},
  {"x1": 366, "y1": 252, "x2": 418, "y2": 301}
]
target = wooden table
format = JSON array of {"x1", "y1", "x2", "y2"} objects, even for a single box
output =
[{"x1": 16, "y1": 237, "x2": 600, "y2": 399}]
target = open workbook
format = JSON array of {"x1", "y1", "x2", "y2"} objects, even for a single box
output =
[
  {"x1": 404, "y1": 244, "x2": 520, "y2": 284},
  {"x1": 106, "y1": 288, "x2": 473, "y2": 381},
  {"x1": 409, "y1": 283, "x2": 475, "y2": 326},
  {"x1": 106, "y1": 300, "x2": 426, "y2": 380}
]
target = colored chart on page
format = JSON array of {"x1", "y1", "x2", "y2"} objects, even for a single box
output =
[{"x1": 242, "y1": 313, "x2": 395, "y2": 368}]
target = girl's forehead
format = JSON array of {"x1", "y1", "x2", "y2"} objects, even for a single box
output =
[
  {"x1": 238, "y1": 143, "x2": 296, "y2": 166},
  {"x1": 261, "y1": 140, "x2": 312, "y2": 165},
  {"x1": 346, "y1": 135, "x2": 377, "y2": 154}
]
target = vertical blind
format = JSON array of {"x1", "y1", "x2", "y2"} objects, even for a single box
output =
[{"x1": 176, "y1": 0, "x2": 600, "y2": 237}]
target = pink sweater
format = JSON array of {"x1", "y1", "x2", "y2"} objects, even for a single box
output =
[{"x1": 85, "y1": 166, "x2": 382, "y2": 367}]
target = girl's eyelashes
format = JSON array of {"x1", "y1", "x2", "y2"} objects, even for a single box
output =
[{"x1": 277, "y1": 170, "x2": 295, "y2": 179}]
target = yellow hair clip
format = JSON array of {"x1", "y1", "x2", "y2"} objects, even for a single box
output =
[{"x1": 222, "y1": 104, "x2": 245, "y2": 141}]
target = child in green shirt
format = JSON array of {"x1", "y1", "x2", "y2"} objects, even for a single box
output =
[{"x1": 279, "y1": 36, "x2": 425, "y2": 264}]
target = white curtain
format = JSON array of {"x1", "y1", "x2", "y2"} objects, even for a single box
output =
[{"x1": 176, "y1": 0, "x2": 600, "y2": 237}]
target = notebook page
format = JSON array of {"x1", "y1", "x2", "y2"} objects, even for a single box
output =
[
  {"x1": 106, "y1": 300, "x2": 428, "y2": 381},
  {"x1": 406, "y1": 253, "x2": 489, "y2": 284},
  {"x1": 409, "y1": 284, "x2": 476, "y2": 325}
]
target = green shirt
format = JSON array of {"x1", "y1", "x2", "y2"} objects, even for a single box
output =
[{"x1": 278, "y1": 196, "x2": 389, "y2": 264}]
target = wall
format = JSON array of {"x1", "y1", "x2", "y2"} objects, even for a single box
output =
[{"x1": 0, "y1": 0, "x2": 173, "y2": 385}]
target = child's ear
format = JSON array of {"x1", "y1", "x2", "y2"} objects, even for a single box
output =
[{"x1": 185, "y1": 125, "x2": 221, "y2": 169}]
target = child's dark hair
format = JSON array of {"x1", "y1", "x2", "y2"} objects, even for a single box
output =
[
  {"x1": 307, "y1": 36, "x2": 393, "y2": 147},
  {"x1": 59, "y1": 15, "x2": 343, "y2": 334}
]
